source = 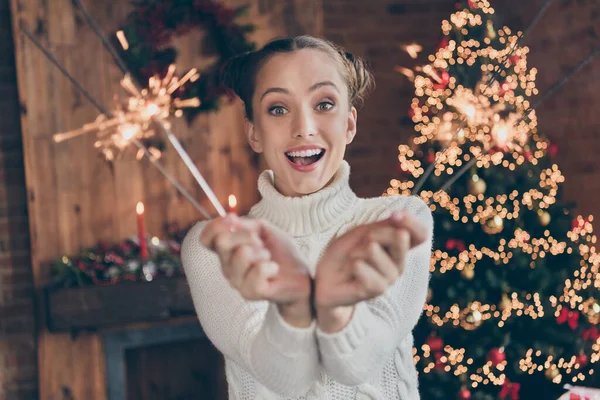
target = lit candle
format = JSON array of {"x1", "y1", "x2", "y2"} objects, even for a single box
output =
[
  {"x1": 136, "y1": 202, "x2": 148, "y2": 259},
  {"x1": 228, "y1": 194, "x2": 238, "y2": 215}
]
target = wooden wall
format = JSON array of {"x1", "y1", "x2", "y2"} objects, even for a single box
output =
[{"x1": 8, "y1": 0, "x2": 323, "y2": 398}]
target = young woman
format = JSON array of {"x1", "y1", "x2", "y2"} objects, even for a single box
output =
[{"x1": 182, "y1": 35, "x2": 433, "y2": 400}]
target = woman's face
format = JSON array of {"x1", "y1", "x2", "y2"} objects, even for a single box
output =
[{"x1": 246, "y1": 49, "x2": 357, "y2": 197}]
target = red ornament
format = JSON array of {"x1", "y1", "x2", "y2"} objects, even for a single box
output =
[
  {"x1": 509, "y1": 55, "x2": 521, "y2": 65},
  {"x1": 576, "y1": 353, "x2": 589, "y2": 367},
  {"x1": 548, "y1": 143, "x2": 559, "y2": 158},
  {"x1": 426, "y1": 151, "x2": 436, "y2": 164},
  {"x1": 457, "y1": 387, "x2": 472, "y2": 400},
  {"x1": 446, "y1": 239, "x2": 466, "y2": 252},
  {"x1": 557, "y1": 308, "x2": 580, "y2": 330},
  {"x1": 437, "y1": 37, "x2": 450, "y2": 50},
  {"x1": 524, "y1": 150, "x2": 533, "y2": 161},
  {"x1": 487, "y1": 347, "x2": 506, "y2": 367},
  {"x1": 468, "y1": 0, "x2": 476, "y2": 8},
  {"x1": 499, "y1": 379, "x2": 520, "y2": 400},
  {"x1": 408, "y1": 107, "x2": 416, "y2": 118},
  {"x1": 434, "y1": 355, "x2": 446, "y2": 371},
  {"x1": 427, "y1": 335, "x2": 444, "y2": 352}
]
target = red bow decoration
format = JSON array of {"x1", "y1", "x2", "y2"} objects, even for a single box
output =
[
  {"x1": 446, "y1": 239, "x2": 466, "y2": 252},
  {"x1": 582, "y1": 327, "x2": 600, "y2": 342},
  {"x1": 557, "y1": 308, "x2": 580, "y2": 330},
  {"x1": 499, "y1": 379, "x2": 520, "y2": 400}
]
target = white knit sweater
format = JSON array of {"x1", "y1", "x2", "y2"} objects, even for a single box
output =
[{"x1": 181, "y1": 160, "x2": 433, "y2": 400}]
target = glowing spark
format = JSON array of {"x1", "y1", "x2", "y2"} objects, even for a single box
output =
[
  {"x1": 403, "y1": 43, "x2": 423, "y2": 59},
  {"x1": 53, "y1": 65, "x2": 202, "y2": 161}
]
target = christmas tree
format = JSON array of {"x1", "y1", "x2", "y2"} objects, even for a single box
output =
[{"x1": 388, "y1": 1, "x2": 600, "y2": 399}]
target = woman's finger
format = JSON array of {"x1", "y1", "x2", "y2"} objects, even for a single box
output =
[
  {"x1": 239, "y1": 261, "x2": 279, "y2": 300},
  {"x1": 363, "y1": 226, "x2": 402, "y2": 249},
  {"x1": 363, "y1": 241, "x2": 399, "y2": 284},
  {"x1": 227, "y1": 245, "x2": 271, "y2": 289},
  {"x1": 214, "y1": 230, "x2": 263, "y2": 265},
  {"x1": 352, "y1": 259, "x2": 388, "y2": 300},
  {"x1": 388, "y1": 211, "x2": 429, "y2": 248},
  {"x1": 392, "y1": 229, "x2": 410, "y2": 275},
  {"x1": 199, "y1": 214, "x2": 239, "y2": 249}
]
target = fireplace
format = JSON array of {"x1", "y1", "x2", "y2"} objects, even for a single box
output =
[{"x1": 103, "y1": 322, "x2": 227, "y2": 400}]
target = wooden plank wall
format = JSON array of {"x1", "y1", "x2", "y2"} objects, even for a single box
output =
[{"x1": 8, "y1": 0, "x2": 323, "y2": 398}]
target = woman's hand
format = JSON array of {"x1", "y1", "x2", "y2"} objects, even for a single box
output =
[
  {"x1": 314, "y1": 211, "x2": 429, "y2": 332},
  {"x1": 200, "y1": 214, "x2": 313, "y2": 327}
]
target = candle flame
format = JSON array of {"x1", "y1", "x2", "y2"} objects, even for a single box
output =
[
  {"x1": 228, "y1": 194, "x2": 237, "y2": 208},
  {"x1": 136, "y1": 202, "x2": 144, "y2": 214}
]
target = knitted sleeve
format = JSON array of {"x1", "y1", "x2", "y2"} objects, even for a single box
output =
[
  {"x1": 315, "y1": 195, "x2": 433, "y2": 386},
  {"x1": 181, "y1": 221, "x2": 320, "y2": 396}
]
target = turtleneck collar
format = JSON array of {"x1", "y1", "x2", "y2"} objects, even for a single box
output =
[{"x1": 248, "y1": 160, "x2": 359, "y2": 237}]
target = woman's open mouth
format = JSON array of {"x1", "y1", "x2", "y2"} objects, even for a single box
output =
[
  {"x1": 284, "y1": 148, "x2": 326, "y2": 172},
  {"x1": 285, "y1": 148, "x2": 325, "y2": 166}
]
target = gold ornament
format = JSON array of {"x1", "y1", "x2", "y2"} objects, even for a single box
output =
[
  {"x1": 500, "y1": 293, "x2": 512, "y2": 311},
  {"x1": 538, "y1": 210, "x2": 551, "y2": 226},
  {"x1": 483, "y1": 215, "x2": 504, "y2": 234},
  {"x1": 460, "y1": 307, "x2": 483, "y2": 331},
  {"x1": 584, "y1": 298, "x2": 600, "y2": 325},
  {"x1": 427, "y1": 288, "x2": 433, "y2": 303},
  {"x1": 461, "y1": 267, "x2": 475, "y2": 280},
  {"x1": 545, "y1": 367, "x2": 560, "y2": 381},
  {"x1": 468, "y1": 174, "x2": 487, "y2": 196}
]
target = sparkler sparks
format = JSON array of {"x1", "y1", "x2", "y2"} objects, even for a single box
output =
[{"x1": 54, "y1": 66, "x2": 201, "y2": 161}]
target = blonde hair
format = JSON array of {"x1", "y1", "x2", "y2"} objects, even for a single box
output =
[{"x1": 220, "y1": 35, "x2": 375, "y2": 120}]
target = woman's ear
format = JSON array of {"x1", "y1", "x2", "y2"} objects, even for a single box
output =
[
  {"x1": 245, "y1": 119, "x2": 263, "y2": 153},
  {"x1": 345, "y1": 106, "x2": 358, "y2": 144}
]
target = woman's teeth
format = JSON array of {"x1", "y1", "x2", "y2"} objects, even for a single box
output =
[
  {"x1": 286, "y1": 149, "x2": 323, "y2": 158},
  {"x1": 285, "y1": 148, "x2": 325, "y2": 166}
]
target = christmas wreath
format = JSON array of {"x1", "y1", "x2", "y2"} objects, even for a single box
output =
[{"x1": 114, "y1": 0, "x2": 256, "y2": 122}]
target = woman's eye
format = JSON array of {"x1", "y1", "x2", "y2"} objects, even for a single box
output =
[
  {"x1": 268, "y1": 106, "x2": 288, "y2": 116},
  {"x1": 317, "y1": 102, "x2": 334, "y2": 111}
]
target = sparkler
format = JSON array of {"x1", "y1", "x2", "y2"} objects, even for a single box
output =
[
  {"x1": 22, "y1": 0, "x2": 230, "y2": 218},
  {"x1": 21, "y1": 26, "x2": 213, "y2": 218},
  {"x1": 53, "y1": 67, "x2": 201, "y2": 162}
]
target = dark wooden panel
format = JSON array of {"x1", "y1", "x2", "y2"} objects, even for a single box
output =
[{"x1": 46, "y1": 277, "x2": 196, "y2": 332}]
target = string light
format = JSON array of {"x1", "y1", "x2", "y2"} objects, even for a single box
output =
[{"x1": 397, "y1": 0, "x2": 600, "y2": 393}]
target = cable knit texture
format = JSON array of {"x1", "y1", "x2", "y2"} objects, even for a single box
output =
[{"x1": 181, "y1": 160, "x2": 433, "y2": 399}]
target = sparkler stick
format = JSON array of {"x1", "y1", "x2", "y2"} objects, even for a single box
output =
[{"x1": 158, "y1": 121, "x2": 227, "y2": 217}]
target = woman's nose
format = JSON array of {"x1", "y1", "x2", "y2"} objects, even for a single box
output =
[{"x1": 293, "y1": 110, "x2": 317, "y2": 138}]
